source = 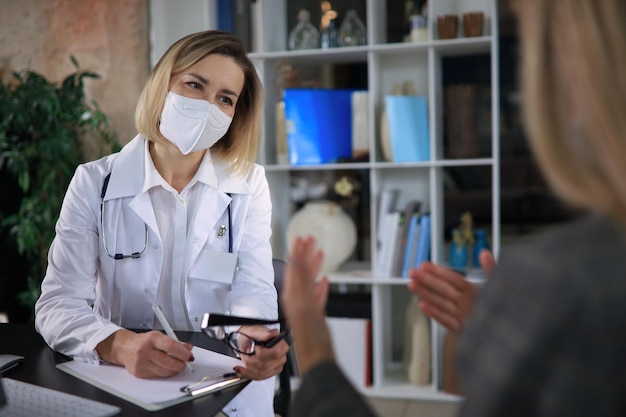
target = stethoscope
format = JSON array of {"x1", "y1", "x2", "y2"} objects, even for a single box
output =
[{"x1": 99, "y1": 173, "x2": 233, "y2": 260}]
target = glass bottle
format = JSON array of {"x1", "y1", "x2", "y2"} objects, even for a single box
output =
[
  {"x1": 320, "y1": 19, "x2": 338, "y2": 49},
  {"x1": 288, "y1": 9, "x2": 320, "y2": 50},
  {"x1": 410, "y1": 14, "x2": 429, "y2": 42},
  {"x1": 338, "y1": 9, "x2": 367, "y2": 47}
]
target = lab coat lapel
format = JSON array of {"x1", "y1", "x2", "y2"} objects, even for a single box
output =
[
  {"x1": 185, "y1": 152, "x2": 252, "y2": 273},
  {"x1": 186, "y1": 188, "x2": 231, "y2": 271},
  {"x1": 103, "y1": 135, "x2": 144, "y2": 201},
  {"x1": 128, "y1": 193, "x2": 159, "y2": 240},
  {"x1": 104, "y1": 135, "x2": 160, "y2": 240}
]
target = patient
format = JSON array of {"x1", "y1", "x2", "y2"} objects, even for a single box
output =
[{"x1": 282, "y1": 1, "x2": 626, "y2": 416}]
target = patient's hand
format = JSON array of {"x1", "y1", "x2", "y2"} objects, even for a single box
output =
[
  {"x1": 281, "y1": 236, "x2": 335, "y2": 375},
  {"x1": 408, "y1": 249, "x2": 496, "y2": 332}
]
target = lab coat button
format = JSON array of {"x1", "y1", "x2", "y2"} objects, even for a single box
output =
[
  {"x1": 152, "y1": 243, "x2": 159, "y2": 249},
  {"x1": 144, "y1": 288, "x2": 150, "y2": 294}
]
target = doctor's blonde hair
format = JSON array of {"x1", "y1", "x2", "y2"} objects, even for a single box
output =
[
  {"x1": 135, "y1": 30, "x2": 262, "y2": 176},
  {"x1": 514, "y1": 0, "x2": 626, "y2": 226}
]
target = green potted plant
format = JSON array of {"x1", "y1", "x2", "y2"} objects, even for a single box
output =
[{"x1": 0, "y1": 56, "x2": 118, "y2": 319}]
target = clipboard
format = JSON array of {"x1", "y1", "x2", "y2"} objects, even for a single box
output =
[{"x1": 56, "y1": 345, "x2": 248, "y2": 412}]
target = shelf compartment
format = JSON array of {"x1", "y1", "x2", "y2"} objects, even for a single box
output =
[
  {"x1": 249, "y1": 46, "x2": 369, "y2": 64},
  {"x1": 255, "y1": 0, "x2": 500, "y2": 403}
]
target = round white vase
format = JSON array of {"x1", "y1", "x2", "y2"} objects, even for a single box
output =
[{"x1": 286, "y1": 200, "x2": 357, "y2": 272}]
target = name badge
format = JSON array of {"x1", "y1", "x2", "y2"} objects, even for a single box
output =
[{"x1": 197, "y1": 249, "x2": 238, "y2": 284}]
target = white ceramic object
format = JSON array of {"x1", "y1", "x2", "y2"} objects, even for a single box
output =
[
  {"x1": 403, "y1": 296, "x2": 431, "y2": 385},
  {"x1": 286, "y1": 200, "x2": 357, "y2": 272}
]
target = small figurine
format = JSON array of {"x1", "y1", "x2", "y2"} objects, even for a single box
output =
[{"x1": 459, "y1": 211, "x2": 475, "y2": 246}]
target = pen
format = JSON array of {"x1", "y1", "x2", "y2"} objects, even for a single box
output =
[
  {"x1": 152, "y1": 304, "x2": 194, "y2": 372},
  {"x1": 181, "y1": 375, "x2": 243, "y2": 397},
  {"x1": 262, "y1": 330, "x2": 291, "y2": 348}
]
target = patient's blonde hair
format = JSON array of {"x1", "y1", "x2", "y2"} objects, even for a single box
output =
[
  {"x1": 515, "y1": 0, "x2": 626, "y2": 225},
  {"x1": 135, "y1": 30, "x2": 262, "y2": 176}
]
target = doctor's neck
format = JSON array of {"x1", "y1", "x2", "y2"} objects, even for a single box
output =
[{"x1": 149, "y1": 140, "x2": 204, "y2": 194}]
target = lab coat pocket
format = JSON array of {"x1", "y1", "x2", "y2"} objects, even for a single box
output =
[{"x1": 190, "y1": 248, "x2": 238, "y2": 284}]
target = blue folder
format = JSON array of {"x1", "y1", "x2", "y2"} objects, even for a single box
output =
[
  {"x1": 384, "y1": 95, "x2": 430, "y2": 162},
  {"x1": 283, "y1": 88, "x2": 356, "y2": 165}
]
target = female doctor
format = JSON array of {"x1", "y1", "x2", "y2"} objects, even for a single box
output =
[{"x1": 35, "y1": 30, "x2": 288, "y2": 417}]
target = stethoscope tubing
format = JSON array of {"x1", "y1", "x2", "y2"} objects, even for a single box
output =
[{"x1": 100, "y1": 173, "x2": 233, "y2": 259}]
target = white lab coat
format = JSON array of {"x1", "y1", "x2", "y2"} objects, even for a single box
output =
[{"x1": 35, "y1": 135, "x2": 277, "y2": 417}]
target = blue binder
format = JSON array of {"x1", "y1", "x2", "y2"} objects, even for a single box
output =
[
  {"x1": 413, "y1": 213, "x2": 431, "y2": 268},
  {"x1": 283, "y1": 88, "x2": 356, "y2": 165}
]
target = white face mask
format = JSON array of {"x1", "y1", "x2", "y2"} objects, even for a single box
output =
[{"x1": 159, "y1": 91, "x2": 233, "y2": 155}]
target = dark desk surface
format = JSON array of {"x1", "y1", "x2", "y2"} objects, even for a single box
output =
[{"x1": 0, "y1": 323, "x2": 248, "y2": 416}]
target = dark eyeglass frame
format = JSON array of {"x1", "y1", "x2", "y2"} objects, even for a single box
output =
[
  {"x1": 204, "y1": 327, "x2": 291, "y2": 356},
  {"x1": 201, "y1": 312, "x2": 291, "y2": 356}
]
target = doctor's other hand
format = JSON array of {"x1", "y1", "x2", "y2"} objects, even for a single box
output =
[
  {"x1": 408, "y1": 249, "x2": 497, "y2": 332},
  {"x1": 96, "y1": 329, "x2": 194, "y2": 379},
  {"x1": 233, "y1": 325, "x2": 289, "y2": 380},
  {"x1": 281, "y1": 236, "x2": 335, "y2": 376}
]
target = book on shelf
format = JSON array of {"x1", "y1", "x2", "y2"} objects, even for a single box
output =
[
  {"x1": 217, "y1": 0, "x2": 253, "y2": 52},
  {"x1": 351, "y1": 91, "x2": 369, "y2": 159},
  {"x1": 376, "y1": 188, "x2": 400, "y2": 255},
  {"x1": 233, "y1": 0, "x2": 252, "y2": 52},
  {"x1": 375, "y1": 211, "x2": 401, "y2": 277},
  {"x1": 374, "y1": 190, "x2": 433, "y2": 277},
  {"x1": 384, "y1": 95, "x2": 430, "y2": 162},
  {"x1": 378, "y1": 188, "x2": 399, "y2": 218},
  {"x1": 249, "y1": 0, "x2": 259, "y2": 52},
  {"x1": 413, "y1": 213, "x2": 432, "y2": 268},
  {"x1": 217, "y1": 0, "x2": 234, "y2": 33},
  {"x1": 401, "y1": 213, "x2": 422, "y2": 278},
  {"x1": 391, "y1": 200, "x2": 422, "y2": 277}
]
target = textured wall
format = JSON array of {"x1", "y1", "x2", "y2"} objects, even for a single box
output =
[{"x1": 0, "y1": 0, "x2": 150, "y2": 159}]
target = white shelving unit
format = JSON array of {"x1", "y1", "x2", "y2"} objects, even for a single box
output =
[
  {"x1": 252, "y1": 0, "x2": 500, "y2": 401},
  {"x1": 149, "y1": 0, "x2": 500, "y2": 402}
]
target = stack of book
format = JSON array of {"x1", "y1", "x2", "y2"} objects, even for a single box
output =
[{"x1": 375, "y1": 189, "x2": 431, "y2": 278}]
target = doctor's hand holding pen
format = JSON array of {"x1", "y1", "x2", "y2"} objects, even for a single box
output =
[
  {"x1": 95, "y1": 326, "x2": 289, "y2": 381},
  {"x1": 96, "y1": 329, "x2": 195, "y2": 379}
]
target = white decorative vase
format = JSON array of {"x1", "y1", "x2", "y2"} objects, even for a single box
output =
[
  {"x1": 286, "y1": 200, "x2": 357, "y2": 272},
  {"x1": 403, "y1": 296, "x2": 431, "y2": 385}
]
